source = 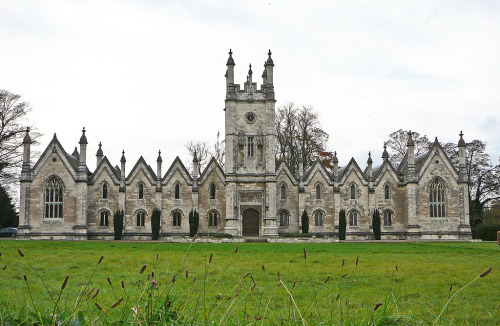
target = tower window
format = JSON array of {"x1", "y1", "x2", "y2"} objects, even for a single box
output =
[
  {"x1": 247, "y1": 137, "x2": 254, "y2": 157},
  {"x1": 136, "y1": 211, "x2": 145, "y2": 226},
  {"x1": 44, "y1": 176, "x2": 64, "y2": 218},
  {"x1": 209, "y1": 210, "x2": 218, "y2": 227},
  {"x1": 430, "y1": 179, "x2": 446, "y2": 217},
  {"x1": 173, "y1": 210, "x2": 182, "y2": 226},
  {"x1": 102, "y1": 183, "x2": 108, "y2": 199},
  {"x1": 100, "y1": 210, "x2": 109, "y2": 226}
]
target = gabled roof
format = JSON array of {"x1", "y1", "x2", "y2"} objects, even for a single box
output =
[
  {"x1": 162, "y1": 156, "x2": 193, "y2": 186},
  {"x1": 373, "y1": 160, "x2": 401, "y2": 185},
  {"x1": 32, "y1": 135, "x2": 81, "y2": 181},
  {"x1": 199, "y1": 157, "x2": 226, "y2": 186},
  {"x1": 275, "y1": 161, "x2": 298, "y2": 185},
  {"x1": 303, "y1": 159, "x2": 333, "y2": 186},
  {"x1": 89, "y1": 156, "x2": 121, "y2": 185},
  {"x1": 417, "y1": 141, "x2": 459, "y2": 181},
  {"x1": 339, "y1": 158, "x2": 368, "y2": 186},
  {"x1": 126, "y1": 156, "x2": 157, "y2": 186}
]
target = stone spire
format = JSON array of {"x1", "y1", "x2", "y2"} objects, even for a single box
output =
[
  {"x1": 96, "y1": 142, "x2": 103, "y2": 166},
  {"x1": 264, "y1": 49, "x2": 274, "y2": 87},
  {"x1": 226, "y1": 49, "x2": 235, "y2": 85},
  {"x1": 367, "y1": 152, "x2": 373, "y2": 181},
  {"x1": 120, "y1": 150, "x2": 126, "y2": 190},
  {"x1": 407, "y1": 131, "x2": 417, "y2": 182},
  {"x1": 333, "y1": 151, "x2": 339, "y2": 189},
  {"x1": 78, "y1": 127, "x2": 87, "y2": 178},
  {"x1": 192, "y1": 150, "x2": 199, "y2": 178},
  {"x1": 22, "y1": 127, "x2": 31, "y2": 175},
  {"x1": 458, "y1": 131, "x2": 467, "y2": 182},
  {"x1": 156, "y1": 150, "x2": 162, "y2": 191}
]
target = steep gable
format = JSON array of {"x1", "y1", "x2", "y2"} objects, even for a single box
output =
[
  {"x1": 339, "y1": 158, "x2": 368, "y2": 186},
  {"x1": 126, "y1": 156, "x2": 157, "y2": 186},
  {"x1": 162, "y1": 156, "x2": 193, "y2": 186}
]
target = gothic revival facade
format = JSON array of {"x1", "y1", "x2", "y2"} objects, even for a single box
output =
[{"x1": 18, "y1": 50, "x2": 472, "y2": 240}]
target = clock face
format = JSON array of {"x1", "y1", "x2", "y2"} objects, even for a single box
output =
[{"x1": 245, "y1": 112, "x2": 256, "y2": 124}]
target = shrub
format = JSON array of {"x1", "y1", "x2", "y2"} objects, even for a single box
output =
[
  {"x1": 281, "y1": 233, "x2": 312, "y2": 238},
  {"x1": 113, "y1": 210, "x2": 124, "y2": 240},
  {"x1": 301, "y1": 210, "x2": 309, "y2": 234},
  {"x1": 472, "y1": 224, "x2": 500, "y2": 241},
  {"x1": 373, "y1": 209, "x2": 381, "y2": 240},
  {"x1": 339, "y1": 209, "x2": 346, "y2": 240},
  {"x1": 212, "y1": 233, "x2": 233, "y2": 238},
  {"x1": 151, "y1": 208, "x2": 161, "y2": 240},
  {"x1": 189, "y1": 210, "x2": 199, "y2": 237}
]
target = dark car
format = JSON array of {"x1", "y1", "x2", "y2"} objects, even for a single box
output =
[{"x1": 0, "y1": 227, "x2": 17, "y2": 237}]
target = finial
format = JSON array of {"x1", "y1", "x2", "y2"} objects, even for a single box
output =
[
  {"x1": 96, "y1": 142, "x2": 103, "y2": 156},
  {"x1": 193, "y1": 150, "x2": 199, "y2": 163},
  {"x1": 407, "y1": 130, "x2": 415, "y2": 146},
  {"x1": 53, "y1": 133, "x2": 57, "y2": 138},
  {"x1": 79, "y1": 127, "x2": 88, "y2": 144},
  {"x1": 382, "y1": 144, "x2": 389, "y2": 159},
  {"x1": 82, "y1": 127, "x2": 86, "y2": 134},
  {"x1": 268, "y1": 49, "x2": 272, "y2": 56},
  {"x1": 265, "y1": 49, "x2": 274, "y2": 66},
  {"x1": 26, "y1": 127, "x2": 30, "y2": 133},
  {"x1": 229, "y1": 48, "x2": 232, "y2": 56},
  {"x1": 458, "y1": 131, "x2": 466, "y2": 147},
  {"x1": 23, "y1": 127, "x2": 32, "y2": 144},
  {"x1": 98, "y1": 142, "x2": 102, "y2": 148},
  {"x1": 367, "y1": 152, "x2": 373, "y2": 164},
  {"x1": 248, "y1": 63, "x2": 252, "y2": 75},
  {"x1": 157, "y1": 150, "x2": 162, "y2": 163},
  {"x1": 121, "y1": 150, "x2": 126, "y2": 163},
  {"x1": 332, "y1": 151, "x2": 338, "y2": 164},
  {"x1": 435, "y1": 136, "x2": 439, "y2": 143},
  {"x1": 226, "y1": 49, "x2": 235, "y2": 66}
]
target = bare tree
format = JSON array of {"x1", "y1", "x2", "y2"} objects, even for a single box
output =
[
  {"x1": 213, "y1": 131, "x2": 225, "y2": 169},
  {"x1": 385, "y1": 129, "x2": 430, "y2": 167},
  {"x1": 185, "y1": 141, "x2": 210, "y2": 175},
  {"x1": 275, "y1": 102, "x2": 332, "y2": 174},
  {"x1": 0, "y1": 90, "x2": 41, "y2": 189}
]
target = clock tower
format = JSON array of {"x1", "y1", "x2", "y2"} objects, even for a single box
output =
[{"x1": 223, "y1": 50, "x2": 278, "y2": 236}]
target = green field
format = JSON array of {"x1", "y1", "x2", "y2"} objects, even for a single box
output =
[{"x1": 0, "y1": 240, "x2": 498, "y2": 325}]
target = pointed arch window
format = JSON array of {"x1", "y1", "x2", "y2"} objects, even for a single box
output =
[
  {"x1": 173, "y1": 210, "x2": 182, "y2": 226},
  {"x1": 138, "y1": 183, "x2": 144, "y2": 199},
  {"x1": 316, "y1": 184, "x2": 321, "y2": 199},
  {"x1": 44, "y1": 176, "x2": 64, "y2": 218},
  {"x1": 430, "y1": 179, "x2": 446, "y2": 217},
  {"x1": 210, "y1": 183, "x2": 216, "y2": 199},
  {"x1": 100, "y1": 210, "x2": 109, "y2": 226},
  {"x1": 247, "y1": 137, "x2": 254, "y2": 157},
  {"x1": 349, "y1": 210, "x2": 358, "y2": 226},
  {"x1": 280, "y1": 183, "x2": 286, "y2": 200},
  {"x1": 383, "y1": 210, "x2": 393, "y2": 226},
  {"x1": 102, "y1": 183, "x2": 108, "y2": 199},
  {"x1": 350, "y1": 184, "x2": 356, "y2": 199},
  {"x1": 384, "y1": 185, "x2": 390, "y2": 200},
  {"x1": 136, "y1": 210, "x2": 146, "y2": 226},
  {"x1": 209, "y1": 210, "x2": 218, "y2": 227},
  {"x1": 314, "y1": 210, "x2": 324, "y2": 226},
  {"x1": 174, "y1": 184, "x2": 180, "y2": 199},
  {"x1": 279, "y1": 210, "x2": 290, "y2": 226}
]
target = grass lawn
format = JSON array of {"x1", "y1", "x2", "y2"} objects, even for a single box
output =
[{"x1": 0, "y1": 240, "x2": 498, "y2": 325}]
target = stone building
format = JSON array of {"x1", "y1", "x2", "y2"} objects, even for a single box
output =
[{"x1": 18, "y1": 50, "x2": 472, "y2": 240}]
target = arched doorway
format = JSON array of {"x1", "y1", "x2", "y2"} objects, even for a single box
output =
[{"x1": 242, "y1": 208, "x2": 259, "y2": 236}]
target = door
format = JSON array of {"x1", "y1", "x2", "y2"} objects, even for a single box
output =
[{"x1": 242, "y1": 208, "x2": 259, "y2": 236}]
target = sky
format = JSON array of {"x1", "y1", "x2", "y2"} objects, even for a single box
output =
[{"x1": 1, "y1": 0, "x2": 500, "y2": 175}]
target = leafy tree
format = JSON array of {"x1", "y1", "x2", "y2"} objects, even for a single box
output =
[
  {"x1": 151, "y1": 208, "x2": 161, "y2": 240},
  {"x1": 0, "y1": 90, "x2": 41, "y2": 188},
  {"x1": 338, "y1": 209, "x2": 346, "y2": 240},
  {"x1": 0, "y1": 184, "x2": 18, "y2": 228},
  {"x1": 189, "y1": 209, "x2": 199, "y2": 237},
  {"x1": 275, "y1": 103, "x2": 332, "y2": 175},
  {"x1": 372, "y1": 209, "x2": 381, "y2": 240},
  {"x1": 301, "y1": 210, "x2": 309, "y2": 234},
  {"x1": 113, "y1": 210, "x2": 124, "y2": 240}
]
